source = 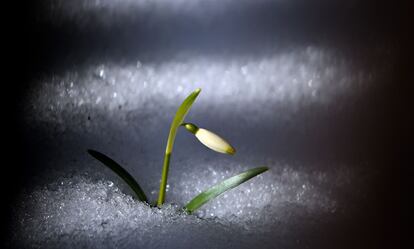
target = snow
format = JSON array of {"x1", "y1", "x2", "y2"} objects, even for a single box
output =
[
  {"x1": 12, "y1": 162, "x2": 369, "y2": 249},
  {"x1": 25, "y1": 47, "x2": 373, "y2": 134},
  {"x1": 11, "y1": 0, "x2": 397, "y2": 248}
]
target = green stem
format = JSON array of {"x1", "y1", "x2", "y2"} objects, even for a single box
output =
[
  {"x1": 157, "y1": 153, "x2": 171, "y2": 205},
  {"x1": 157, "y1": 88, "x2": 201, "y2": 207}
]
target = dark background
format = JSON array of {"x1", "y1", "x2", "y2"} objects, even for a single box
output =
[{"x1": 3, "y1": 0, "x2": 410, "y2": 248}]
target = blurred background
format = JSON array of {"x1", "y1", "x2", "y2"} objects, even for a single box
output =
[{"x1": 3, "y1": 0, "x2": 409, "y2": 248}]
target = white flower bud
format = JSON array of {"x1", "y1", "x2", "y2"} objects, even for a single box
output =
[
  {"x1": 195, "y1": 128, "x2": 235, "y2": 154},
  {"x1": 182, "y1": 123, "x2": 236, "y2": 155}
]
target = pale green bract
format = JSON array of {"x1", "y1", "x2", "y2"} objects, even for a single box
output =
[{"x1": 165, "y1": 88, "x2": 201, "y2": 154}]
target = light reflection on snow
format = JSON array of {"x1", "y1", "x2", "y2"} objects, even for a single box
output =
[{"x1": 26, "y1": 47, "x2": 371, "y2": 132}]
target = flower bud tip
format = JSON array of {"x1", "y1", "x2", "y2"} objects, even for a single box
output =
[{"x1": 226, "y1": 146, "x2": 236, "y2": 155}]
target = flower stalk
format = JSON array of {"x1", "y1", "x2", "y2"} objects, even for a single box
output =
[{"x1": 157, "y1": 88, "x2": 201, "y2": 206}]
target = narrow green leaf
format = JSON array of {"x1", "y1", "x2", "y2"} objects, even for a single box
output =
[
  {"x1": 158, "y1": 88, "x2": 201, "y2": 206},
  {"x1": 87, "y1": 149, "x2": 148, "y2": 202},
  {"x1": 184, "y1": 166, "x2": 269, "y2": 214}
]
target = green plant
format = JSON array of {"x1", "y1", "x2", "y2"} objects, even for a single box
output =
[{"x1": 88, "y1": 88, "x2": 268, "y2": 214}]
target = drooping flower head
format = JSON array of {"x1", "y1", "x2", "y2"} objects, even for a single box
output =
[{"x1": 182, "y1": 123, "x2": 236, "y2": 155}]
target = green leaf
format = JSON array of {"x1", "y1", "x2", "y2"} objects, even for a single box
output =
[
  {"x1": 87, "y1": 149, "x2": 148, "y2": 202},
  {"x1": 184, "y1": 166, "x2": 269, "y2": 214},
  {"x1": 157, "y1": 88, "x2": 201, "y2": 206}
]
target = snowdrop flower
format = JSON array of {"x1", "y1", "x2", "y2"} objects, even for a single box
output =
[{"x1": 182, "y1": 123, "x2": 236, "y2": 155}]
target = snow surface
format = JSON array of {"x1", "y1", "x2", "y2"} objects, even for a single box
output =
[
  {"x1": 13, "y1": 163, "x2": 370, "y2": 249},
  {"x1": 25, "y1": 47, "x2": 374, "y2": 131}
]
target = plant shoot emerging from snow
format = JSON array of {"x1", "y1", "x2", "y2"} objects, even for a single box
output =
[{"x1": 88, "y1": 88, "x2": 268, "y2": 214}]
